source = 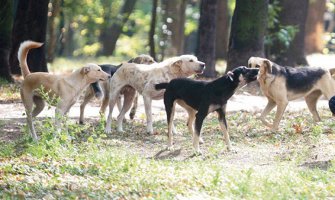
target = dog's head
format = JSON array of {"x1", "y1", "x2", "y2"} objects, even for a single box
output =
[
  {"x1": 248, "y1": 56, "x2": 273, "y2": 80},
  {"x1": 128, "y1": 54, "x2": 156, "y2": 65},
  {"x1": 171, "y1": 55, "x2": 205, "y2": 75},
  {"x1": 227, "y1": 66, "x2": 259, "y2": 86},
  {"x1": 81, "y1": 63, "x2": 111, "y2": 82}
]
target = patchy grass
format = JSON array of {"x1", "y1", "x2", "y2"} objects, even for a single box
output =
[
  {"x1": 0, "y1": 105, "x2": 334, "y2": 199},
  {"x1": 0, "y1": 80, "x2": 21, "y2": 103}
]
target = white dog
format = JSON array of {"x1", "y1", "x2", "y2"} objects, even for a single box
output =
[{"x1": 104, "y1": 55, "x2": 205, "y2": 134}]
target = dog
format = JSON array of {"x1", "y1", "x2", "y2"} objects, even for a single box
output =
[
  {"x1": 329, "y1": 96, "x2": 335, "y2": 116},
  {"x1": 155, "y1": 66, "x2": 259, "y2": 154},
  {"x1": 248, "y1": 57, "x2": 335, "y2": 130},
  {"x1": 104, "y1": 55, "x2": 205, "y2": 134},
  {"x1": 19, "y1": 40, "x2": 110, "y2": 140},
  {"x1": 79, "y1": 55, "x2": 155, "y2": 124}
]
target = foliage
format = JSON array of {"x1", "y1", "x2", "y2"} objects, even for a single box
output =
[{"x1": 265, "y1": 0, "x2": 298, "y2": 59}]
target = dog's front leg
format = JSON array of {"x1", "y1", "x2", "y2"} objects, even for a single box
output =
[
  {"x1": 143, "y1": 96, "x2": 154, "y2": 134},
  {"x1": 26, "y1": 111, "x2": 38, "y2": 141},
  {"x1": 259, "y1": 99, "x2": 276, "y2": 128},
  {"x1": 193, "y1": 110, "x2": 207, "y2": 155},
  {"x1": 271, "y1": 101, "x2": 288, "y2": 131},
  {"x1": 105, "y1": 93, "x2": 118, "y2": 134}
]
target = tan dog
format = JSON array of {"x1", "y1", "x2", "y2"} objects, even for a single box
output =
[
  {"x1": 79, "y1": 55, "x2": 155, "y2": 124},
  {"x1": 19, "y1": 41, "x2": 110, "y2": 140},
  {"x1": 248, "y1": 57, "x2": 335, "y2": 130},
  {"x1": 104, "y1": 55, "x2": 205, "y2": 134}
]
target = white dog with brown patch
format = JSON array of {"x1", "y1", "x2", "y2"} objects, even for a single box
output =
[
  {"x1": 19, "y1": 41, "x2": 110, "y2": 140},
  {"x1": 104, "y1": 55, "x2": 205, "y2": 134}
]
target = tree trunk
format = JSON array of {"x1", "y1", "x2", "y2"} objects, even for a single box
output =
[
  {"x1": 149, "y1": 0, "x2": 158, "y2": 61},
  {"x1": 47, "y1": 0, "x2": 61, "y2": 62},
  {"x1": 0, "y1": 0, "x2": 13, "y2": 82},
  {"x1": 9, "y1": 0, "x2": 49, "y2": 75},
  {"x1": 196, "y1": 0, "x2": 217, "y2": 78},
  {"x1": 227, "y1": 0, "x2": 268, "y2": 72},
  {"x1": 215, "y1": 0, "x2": 229, "y2": 59},
  {"x1": 100, "y1": 0, "x2": 137, "y2": 56},
  {"x1": 277, "y1": 0, "x2": 309, "y2": 66},
  {"x1": 305, "y1": 0, "x2": 326, "y2": 55},
  {"x1": 161, "y1": 0, "x2": 187, "y2": 56}
]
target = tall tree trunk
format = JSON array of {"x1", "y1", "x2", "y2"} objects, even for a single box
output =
[
  {"x1": 9, "y1": 0, "x2": 49, "y2": 75},
  {"x1": 227, "y1": 0, "x2": 268, "y2": 72},
  {"x1": 215, "y1": 0, "x2": 229, "y2": 59},
  {"x1": 196, "y1": 0, "x2": 217, "y2": 78},
  {"x1": 305, "y1": 0, "x2": 326, "y2": 54},
  {"x1": 161, "y1": 0, "x2": 187, "y2": 56},
  {"x1": 0, "y1": 0, "x2": 13, "y2": 82},
  {"x1": 100, "y1": 0, "x2": 137, "y2": 55},
  {"x1": 149, "y1": 0, "x2": 158, "y2": 61},
  {"x1": 47, "y1": 0, "x2": 61, "y2": 62},
  {"x1": 277, "y1": 0, "x2": 309, "y2": 66}
]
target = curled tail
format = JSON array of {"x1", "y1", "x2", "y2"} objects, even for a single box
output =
[
  {"x1": 155, "y1": 83, "x2": 169, "y2": 90},
  {"x1": 18, "y1": 40, "x2": 43, "y2": 78}
]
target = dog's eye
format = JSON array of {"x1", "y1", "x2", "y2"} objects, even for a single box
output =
[
  {"x1": 189, "y1": 60, "x2": 193, "y2": 62},
  {"x1": 98, "y1": 69, "x2": 101, "y2": 71},
  {"x1": 256, "y1": 65, "x2": 260, "y2": 68}
]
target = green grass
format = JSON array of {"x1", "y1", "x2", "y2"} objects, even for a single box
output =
[{"x1": 1, "y1": 106, "x2": 334, "y2": 199}]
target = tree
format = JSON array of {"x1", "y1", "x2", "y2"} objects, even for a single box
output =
[
  {"x1": 196, "y1": 0, "x2": 217, "y2": 78},
  {"x1": 215, "y1": 0, "x2": 229, "y2": 59},
  {"x1": 227, "y1": 0, "x2": 268, "y2": 72},
  {"x1": 100, "y1": 0, "x2": 137, "y2": 55},
  {"x1": 149, "y1": 0, "x2": 158, "y2": 61},
  {"x1": 161, "y1": 0, "x2": 187, "y2": 56},
  {"x1": 305, "y1": 0, "x2": 326, "y2": 54},
  {"x1": 47, "y1": 0, "x2": 62, "y2": 62},
  {"x1": 9, "y1": 0, "x2": 49, "y2": 75},
  {"x1": 277, "y1": 0, "x2": 309, "y2": 66},
  {"x1": 0, "y1": 0, "x2": 13, "y2": 81}
]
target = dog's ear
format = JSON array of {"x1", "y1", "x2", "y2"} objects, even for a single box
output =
[
  {"x1": 263, "y1": 59, "x2": 272, "y2": 74},
  {"x1": 172, "y1": 59, "x2": 183, "y2": 73},
  {"x1": 81, "y1": 66, "x2": 91, "y2": 74},
  {"x1": 129, "y1": 57, "x2": 143, "y2": 64}
]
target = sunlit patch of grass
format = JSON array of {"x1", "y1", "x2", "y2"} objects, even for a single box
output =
[{"x1": 0, "y1": 81, "x2": 21, "y2": 103}]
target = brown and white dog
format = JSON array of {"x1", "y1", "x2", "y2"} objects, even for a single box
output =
[
  {"x1": 104, "y1": 55, "x2": 205, "y2": 134},
  {"x1": 248, "y1": 57, "x2": 335, "y2": 130},
  {"x1": 19, "y1": 41, "x2": 110, "y2": 140}
]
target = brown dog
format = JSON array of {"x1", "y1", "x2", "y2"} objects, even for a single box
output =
[
  {"x1": 19, "y1": 41, "x2": 110, "y2": 140},
  {"x1": 248, "y1": 57, "x2": 335, "y2": 130}
]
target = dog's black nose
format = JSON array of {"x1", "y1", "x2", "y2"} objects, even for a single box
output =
[
  {"x1": 108, "y1": 75, "x2": 111, "y2": 79},
  {"x1": 200, "y1": 64, "x2": 205, "y2": 69}
]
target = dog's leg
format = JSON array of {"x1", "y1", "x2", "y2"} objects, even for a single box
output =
[
  {"x1": 166, "y1": 100, "x2": 177, "y2": 150},
  {"x1": 259, "y1": 98, "x2": 276, "y2": 128},
  {"x1": 185, "y1": 108, "x2": 204, "y2": 144},
  {"x1": 305, "y1": 90, "x2": 322, "y2": 122},
  {"x1": 21, "y1": 90, "x2": 38, "y2": 140},
  {"x1": 32, "y1": 96, "x2": 45, "y2": 117},
  {"x1": 217, "y1": 107, "x2": 232, "y2": 151},
  {"x1": 116, "y1": 89, "x2": 136, "y2": 132},
  {"x1": 116, "y1": 95, "x2": 122, "y2": 112},
  {"x1": 271, "y1": 101, "x2": 288, "y2": 130},
  {"x1": 143, "y1": 95, "x2": 154, "y2": 134},
  {"x1": 99, "y1": 93, "x2": 110, "y2": 117},
  {"x1": 129, "y1": 92, "x2": 138, "y2": 120},
  {"x1": 79, "y1": 88, "x2": 95, "y2": 124},
  {"x1": 193, "y1": 109, "x2": 207, "y2": 154},
  {"x1": 105, "y1": 92, "x2": 119, "y2": 134}
]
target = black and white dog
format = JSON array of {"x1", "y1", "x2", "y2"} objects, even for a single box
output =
[{"x1": 155, "y1": 66, "x2": 259, "y2": 154}]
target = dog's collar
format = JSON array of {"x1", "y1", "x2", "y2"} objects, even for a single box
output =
[{"x1": 227, "y1": 71, "x2": 234, "y2": 81}]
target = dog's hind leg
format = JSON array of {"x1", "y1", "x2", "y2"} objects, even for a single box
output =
[
  {"x1": 79, "y1": 88, "x2": 95, "y2": 124},
  {"x1": 259, "y1": 98, "x2": 276, "y2": 128},
  {"x1": 116, "y1": 88, "x2": 136, "y2": 132},
  {"x1": 105, "y1": 89, "x2": 121, "y2": 133},
  {"x1": 129, "y1": 92, "x2": 138, "y2": 120},
  {"x1": 305, "y1": 90, "x2": 322, "y2": 122},
  {"x1": 165, "y1": 98, "x2": 176, "y2": 149},
  {"x1": 21, "y1": 90, "x2": 38, "y2": 140},
  {"x1": 32, "y1": 95, "x2": 45, "y2": 117},
  {"x1": 99, "y1": 92, "x2": 109, "y2": 116},
  {"x1": 143, "y1": 95, "x2": 154, "y2": 134},
  {"x1": 217, "y1": 106, "x2": 232, "y2": 151}
]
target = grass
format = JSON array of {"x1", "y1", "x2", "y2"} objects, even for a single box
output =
[{"x1": 0, "y1": 78, "x2": 335, "y2": 199}]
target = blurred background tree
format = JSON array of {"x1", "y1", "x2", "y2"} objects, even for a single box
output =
[{"x1": 2, "y1": 0, "x2": 335, "y2": 80}]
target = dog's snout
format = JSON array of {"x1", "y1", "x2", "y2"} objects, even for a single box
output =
[
  {"x1": 108, "y1": 75, "x2": 111, "y2": 79},
  {"x1": 200, "y1": 63, "x2": 205, "y2": 69}
]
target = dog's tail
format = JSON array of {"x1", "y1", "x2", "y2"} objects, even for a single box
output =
[
  {"x1": 155, "y1": 83, "x2": 169, "y2": 90},
  {"x1": 18, "y1": 40, "x2": 43, "y2": 78}
]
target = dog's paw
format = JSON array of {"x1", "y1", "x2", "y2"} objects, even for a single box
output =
[
  {"x1": 105, "y1": 128, "x2": 112, "y2": 134},
  {"x1": 193, "y1": 149, "x2": 203, "y2": 156},
  {"x1": 95, "y1": 91, "x2": 103, "y2": 99},
  {"x1": 117, "y1": 127, "x2": 124, "y2": 133},
  {"x1": 199, "y1": 137, "x2": 204, "y2": 144}
]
